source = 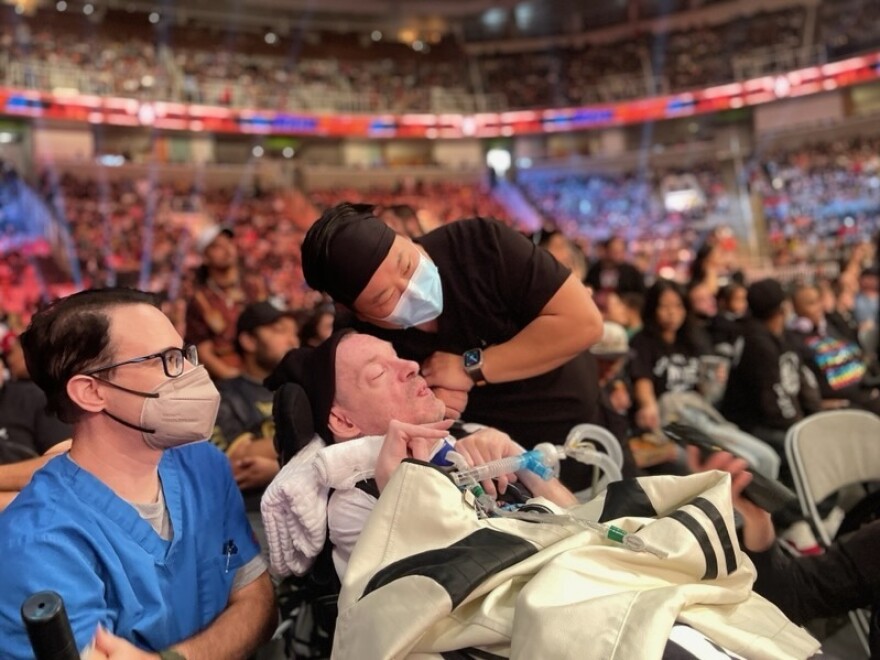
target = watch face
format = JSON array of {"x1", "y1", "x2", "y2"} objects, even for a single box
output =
[{"x1": 463, "y1": 349, "x2": 481, "y2": 368}]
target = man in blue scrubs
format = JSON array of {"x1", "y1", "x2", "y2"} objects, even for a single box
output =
[{"x1": 0, "y1": 289, "x2": 276, "y2": 659}]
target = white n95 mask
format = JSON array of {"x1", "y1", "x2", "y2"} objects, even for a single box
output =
[{"x1": 380, "y1": 253, "x2": 444, "y2": 329}]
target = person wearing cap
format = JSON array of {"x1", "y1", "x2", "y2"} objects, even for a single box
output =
[
  {"x1": 264, "y1": 329, "x2": 577, "y2": 578},
  {"x1": 589, "y1": 322, "x2": 639, "y2": 476},
  {"x1": 186, "y1": 224, "x2": 261, "y2": 381},
  {"x1": 720, "y1": 279, "x2": 822, "y2": 453},
  {"x1": 213, "y1": 302, "x2": 300, "y2": 505},
  {"x1": 0, "y1": 330, "x2": 72, "y2": 510},
  {"x1": 300, "y1": 203, "x2": 604, "y2": 491}
]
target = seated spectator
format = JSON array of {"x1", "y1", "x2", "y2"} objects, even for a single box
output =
[
  {"x1": 710, "y1": 282, "x2": 748, "y2": 359},
  {"x1": 630, "y1": 279, "x2": 712, "y2": 432},
  {"x1": 826, "y1": 278, "x2": 861, "y2": 347},
  {"x1": 721, "y1": 279, "x2": 822, "y2": 455},
  {"x1": 687, "y1": 280, "x2": 719, "y2": 346},
  {"x1": 538, "y1": 229, "x2": 588, "y2": 283},
  {"x1": 213, "y1": 301, "x2": 300, "y2": 520},
  {"x1": 263, "y1": 330, "x2": 577, "y2": 578},
  {"x1": 298, "y1": 302, "x2": 335, "y2": 348},
  {"x1": 789, "y1": 284, "x2": 880, "y2": 414},
  {"x1": 0, "y1": 330, "x2": 72, "y2": 510},
  {"x1": 593, "y1": 290, "x2": 630, "y2": 329},
  {"x1": 589, "y1": 322, "x2": 641, "y2": 476},
  {"x1": 586, "y1": 236, "x2": 646, "y2": 295},
  {"x1": 854, "y1": 267, "x2": 879, "y2": 328},
  {"x1": 620, "y1": 291, "x2": 645, "y2": 338},
  {"x1": 186, "y1": 225, "x2": 262, "y2": 380},
  {"x1": 689, "y1": 241, "x2": 724, "y2": 296},
  {"x1": 0, "y1": 289, "x2": 275, "y2": 658}
]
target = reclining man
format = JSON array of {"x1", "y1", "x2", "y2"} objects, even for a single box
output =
[
  {"x1": 0, "y1": 289, "x2": 276, "y2": 659},
  {"x1": 262, "y1": 329, "x2": 577, "y2": 578},
  {"x1": 263, "y1": 331, "x2": 821, "y2": 659}
]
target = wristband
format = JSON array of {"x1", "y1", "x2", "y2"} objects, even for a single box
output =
[{"x1": 159, "y1": 650, "x2": 187, "y2": 660}]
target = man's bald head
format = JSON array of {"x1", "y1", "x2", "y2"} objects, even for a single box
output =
[{"x1": 328, "y1": 334, "x2": 445, "y2": 441}]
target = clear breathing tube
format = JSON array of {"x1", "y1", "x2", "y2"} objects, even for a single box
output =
[
  {"x1": 450, "y1": 443, "x2": 565, "y2": 487},
  {"x1": 448, "y1": 425, "x2": 666, "y2": 557},
  {"x1": 449, "y1": 424, "x2": 624, "y2": 490}
]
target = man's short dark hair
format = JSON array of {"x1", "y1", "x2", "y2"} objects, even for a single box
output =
[{"x1": 20, "y1": 288, "x2": 158, "y2": 423}]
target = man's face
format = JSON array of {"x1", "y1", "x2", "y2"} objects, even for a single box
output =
[
  {"x1": 606, "y1": 239, "x2": 626, "y2": 264},
  {"x1": 332, "y1": 334, "x2": 444, "y2": 437},
  {"x1": 98, "y1": 304, "x2": 191, "y2": 422},
  {"x1": 204, "y1": 233, "x2": 237, "y2": 270},
  {"x1": 351, "y1": 235, "x2": 425, "y2": 327},
  {"x1": 251, "y1": 317, "x2": 300, "y2": 371},
  {"x1": 794, "y1": 287, "x2": 823, "y2": 327}
]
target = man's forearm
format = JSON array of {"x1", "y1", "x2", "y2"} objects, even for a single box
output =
[
  {"x1": 482, "y1": 277, "x2": 602, "y2": 383},
  {"x1": 519, "y1": 473, "x2": 578, "y2": 508},
  {"x1": 170, "y1": 573, "x2": 276, "y2": 660},
  {"x1": 197, "y1": 341, "x2": 241, "y2": 380}
]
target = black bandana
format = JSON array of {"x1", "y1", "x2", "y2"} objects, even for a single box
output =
[
  {"x1": 264, "y1": 329, "x2": 354, "y2": 444},
  {"x1": 302, "y1": 203, "x2": 395, "y2": 307}
]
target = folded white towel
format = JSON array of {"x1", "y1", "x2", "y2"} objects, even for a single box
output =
[{"x1": 261, "y1": 436, "x2": 328, "y2": 578}]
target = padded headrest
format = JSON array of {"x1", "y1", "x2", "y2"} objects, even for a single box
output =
[{"x1": 273, "y1": 382, "x2": 317, "y2": 466}]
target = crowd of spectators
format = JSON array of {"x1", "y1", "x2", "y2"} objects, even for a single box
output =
[
  {"x1": 3, "y1": 3, "x2": 877, "y2": 113},
  {"x1": 749, "y1": 136, "x2": 880, "y2": 266},
  {"x1": 0, "y1": 176, "x2": 512, "y2": 329}
]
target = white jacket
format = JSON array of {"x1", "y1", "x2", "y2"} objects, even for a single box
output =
[{"x1": 335, "y1": 461, "x2": 820, "y2": 660}]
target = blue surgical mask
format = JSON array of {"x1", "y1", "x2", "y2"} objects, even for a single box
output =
[{"x1": 380, "y1": 253, "x2": 443, "y2": 328}]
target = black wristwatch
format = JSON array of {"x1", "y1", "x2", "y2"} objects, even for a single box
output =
[{"x1": 462, "y1": 348, "x2": 487, "y2": 386}]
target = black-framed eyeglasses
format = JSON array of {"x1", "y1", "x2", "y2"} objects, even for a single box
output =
[{"x1": 84, "y1": 345, "x2": 199, "y2": 379}]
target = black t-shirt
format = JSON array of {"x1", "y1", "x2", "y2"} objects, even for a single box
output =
[
  {"x1": 720, "y1": 322, "x2": 816, "y2": 432},
  {"x1": 629, "y1": 331, "x2": 701, "y2": 398},
  {"x1": 708, "y1": 313, "x2": 746, "y2": 359},
  {"x1": 0, "y1": 380, "x2": 72, "y2": 464},
  {"x1": 213, "y1": 376, "x2": 275, "y2": 450},
  {"x1": 585, "y1": 262, "x2": 646, "y2": 295},
  {"x1": 212, "y1": 375, "x2": 276, "y2": 510},
  {"x1": 352, "y1": 218, "x2": 600, "y2": 485}
]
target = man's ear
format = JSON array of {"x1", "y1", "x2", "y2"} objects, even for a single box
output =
[
  {"x1": 66, "y1": 374, "x2": 107, "y2": 414},
  {"x1": 327, "y1": 404, "x2": 361, "y2": 441},
  {"x1": 238, "y1": 331, "x2": 257, "y2": 354}
]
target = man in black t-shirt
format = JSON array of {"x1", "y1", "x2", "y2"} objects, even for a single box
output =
[
  {"x1": 585, "y1": 236, "x2": 646, "y2": 296},
  {"x1": 212, "y1": 302, "x2": 300, "y2": 511},
  {"x1": 720, "y1": 279, "x2": 821, "y2": 453},
  {"x1": 300, "y1": 203, "x2": 606, "y2": 490}
]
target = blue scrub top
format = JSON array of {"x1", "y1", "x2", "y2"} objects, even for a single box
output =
[{"x1": 0, "y1": 441, "x2": 260, "y2": 659}]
